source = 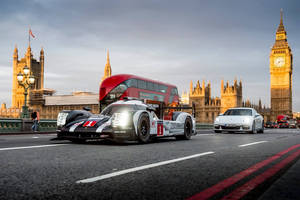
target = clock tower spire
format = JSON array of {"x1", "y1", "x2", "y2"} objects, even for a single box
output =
[{"x1": 270, "y1": 9, "x2": 293, "y2": 121}]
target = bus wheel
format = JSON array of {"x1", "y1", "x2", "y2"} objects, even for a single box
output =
[
  {"x1": 137, "y1": 113, "x2": 150, "y2": 143},
  {"x1": 177, "y1": 117, "x2": 192, "y2": 140}
]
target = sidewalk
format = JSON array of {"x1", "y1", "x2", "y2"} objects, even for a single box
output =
[{"x1": 259, "y1": 159, "x2": 300, "y2": 200}]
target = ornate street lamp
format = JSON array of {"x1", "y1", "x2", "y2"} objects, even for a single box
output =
[{"x1": 17, "y1": 65, "x2": 35, "y2": 118}]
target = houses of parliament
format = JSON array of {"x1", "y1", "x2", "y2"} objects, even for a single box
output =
[{"x1": 0, "y1": 11, "x2": 295, "y2": 123}]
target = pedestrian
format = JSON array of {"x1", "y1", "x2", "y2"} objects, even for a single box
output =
[{"x1": 31, "y1": 109, "x2": 40, "y2": 132}]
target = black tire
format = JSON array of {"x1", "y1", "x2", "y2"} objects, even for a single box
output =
[
  {"x1": 137, "y1": 113, "x2": 150, "y2": 143},
  {"x1": 250, "y1": 121, "x2": 257, "y2": 134},
  {"x1": 214, "y1": 130, "x2": 222, "y2": 133},
  {"x1": 176, "y1": 117, "x2": 193, "y2": 140},
  {"x1": 258, "y1": 121, "x2": 264, "y2": 133}
]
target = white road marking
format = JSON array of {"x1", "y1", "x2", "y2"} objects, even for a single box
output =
[
  {"x1": 0, "y1": 144, "x2": 68, "y2": 151},
  {"x1": 32, "y1": 137, "x2": 39, "y2": 138},
  {"x1": 76, "y1": 151, "x2": 215, "y2": 184},
  {"x1": 196, "y1": 134, "x2": 215, "y2": 136},
  {"x1": 238, "y1": 141, "x2": 268, "y2": 147}
]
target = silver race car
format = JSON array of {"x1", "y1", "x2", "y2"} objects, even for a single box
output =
[{"x1": 56, "y1": 99, "x2": 196, "y2": 143}]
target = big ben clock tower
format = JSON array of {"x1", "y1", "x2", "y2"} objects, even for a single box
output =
[{"x1": 270, "y1": 10, "x2": 293, "y2": 121}]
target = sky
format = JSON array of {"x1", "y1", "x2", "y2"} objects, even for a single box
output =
[{"x1": 0, "y1": 0, "x2": 299, "y2": 111}]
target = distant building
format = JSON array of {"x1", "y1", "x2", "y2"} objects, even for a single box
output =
[
  {"x1": 186, "y1": 80, "x2": 270, "y2": 123},
  {"x1": 188, "y1": 80, "x2": 241, "y2": 123},
  {"x1": 270, "y1": 10, "x2": 293, "y2": 121},
  {"x1": 12, "y1": 45, "x2": 54, "y2": 109},
  {"x1": 39, "y1": 92, "x2": 99, "y2": 119},
  {"x1": 0, "y1": 45, "x2": 111, "y2": 119},
  {"x1": 180, "y1": 91, "x2": 189, "y2": 105},
  {"x1": 101, "y1": 50, "x2": 112, "y2": 82}
]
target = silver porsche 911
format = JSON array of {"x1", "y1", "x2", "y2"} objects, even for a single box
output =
[{"x1": 214, "y1": 108, "x2": 264, "y2": 134}]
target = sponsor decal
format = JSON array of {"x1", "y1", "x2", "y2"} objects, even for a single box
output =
[
  {"x1": 157, "y1": 121, "x2": 164, "y2": 136},
  {"x1": 83, "y1": 121, "x2": 97, "y2": 127}
]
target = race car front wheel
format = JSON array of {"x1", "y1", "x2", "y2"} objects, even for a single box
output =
[
  {"x1": 137, "y1": 113, "x2": 150, "y2": 143},
  {"x1": 176, "y1": 117, "x2": 192, "y2": 140}
]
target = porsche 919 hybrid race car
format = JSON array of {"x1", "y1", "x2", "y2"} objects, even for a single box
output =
[{"x1": 56, "y1": 99, "x2": 196, "y2": 143}]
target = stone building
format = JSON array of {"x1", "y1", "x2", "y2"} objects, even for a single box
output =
[
  {"x1": 269, "y1": 10, "x2": 293, "y2": 121},
  {"x1": 187, "y1": 80, "x2": 270, "y2": 123},
  {"x1": 101, "y1": 50, "x2": 112, "y2": 82},
  {"x1": 220, "y1": 79, "x2": 242, "y2": 114},
  {"x1": 0, "y1": 47, "x2": 111, "y2": 119},
  {"x1": 11, "y1": 45, "x2": 54, "y2": 108},
  {"x1": 189, "y1": 80, "x2": 220, "y2": 123}
]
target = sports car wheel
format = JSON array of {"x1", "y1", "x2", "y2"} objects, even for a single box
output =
[
  {"x1": 258, "y1": 121, "x2": 264, "y2": 134},
  {"x1": 176, "y1": 117, "x2": 192, "y2": 140},
  {"x1": 250, "y1": 121, "x2": 257, "y2": 134},
  {"x1": 137, "y1": 113, "x2": 150, "y2": 143}
]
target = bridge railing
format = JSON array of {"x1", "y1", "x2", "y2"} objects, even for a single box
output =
[
  {"x1": 0, "y1": 118, "x2": 57, "y2": 133},
  {"x1": 196, "y1": 123, "x2": 214, "y2": 130}
]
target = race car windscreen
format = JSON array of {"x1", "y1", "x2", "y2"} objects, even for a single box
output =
[
  {"x1": 101, "y1": 104, "x2": 140, "y2": 116},
  {"x1": 223, "y1": 109, "x2": 252, "y2": 116}
]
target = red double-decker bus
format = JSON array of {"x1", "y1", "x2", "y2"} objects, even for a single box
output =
[{"x1": 99, "y1": 74, "x2": 179, "y2": 111}]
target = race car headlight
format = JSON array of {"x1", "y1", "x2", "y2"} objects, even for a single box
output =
[
  {"x1": 112, "y1": 112, "x2": 130, "y2": 128},
  {"x1": 57, "y1": 112, "x2": 68, "y2": 127},
  {"x1": 214, "y1": 117, "x2": 220, "y2": 124}
]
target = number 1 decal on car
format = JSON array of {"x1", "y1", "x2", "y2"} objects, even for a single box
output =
[{"x1": 157, "y1": 121, "x2": 164, "y2": 136}]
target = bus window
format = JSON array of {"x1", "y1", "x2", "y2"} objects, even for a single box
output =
[
  {"x1": 138, "y1": 80, "x2": 147, "y2": 90},
  {"x1": 153, "y1": 83, "x2": 159, "y2": 92},
  {"x1": 159, "y1": 84, "x2": 167, "y2": 93},
  {"x1": 124, "y1": 79, "x2": 137, "y2": 88},
  {"x1": 147, "y1": 81, "x2": 154, "y2": 91},
  {"x1": 108, "y1": 83, "x2": 127, "y2": 100},
  {"x1": 171, "y1": 88, "x2": 178, "y2": 95}
]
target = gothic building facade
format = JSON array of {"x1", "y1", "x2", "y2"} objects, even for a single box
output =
[{"x1": 188, "y1": 80, "x2": 242, "y2": 123}]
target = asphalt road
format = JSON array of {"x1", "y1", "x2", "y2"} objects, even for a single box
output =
[{"x1": 0, "y1": 129, "x2": 300, "y2": 200}]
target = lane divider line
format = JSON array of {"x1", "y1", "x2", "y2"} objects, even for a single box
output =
[
  {"x1": 196, "y1": 134, "x2": 216, "y2": 136},
  {"x1": 76, "y1": 151, "x2": 215, "y2": 184},
  {"x1": 238, "y1": 141, "x2": 268, "y2": 147},
  {"x1": 0, "y1": 144, "x2": 68, "y2": 151},
  {"x1": 221, "y1": 148, "x2": 300, "y2": 200},
  {"x1": 187, "y1": 143, "x2": 300, "y2": 200}
]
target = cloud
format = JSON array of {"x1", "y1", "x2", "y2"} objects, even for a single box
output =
[{"x1": 0, "y1": 0, "x2": 299, "y2": 111}]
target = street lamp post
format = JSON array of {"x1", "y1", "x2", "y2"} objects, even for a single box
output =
[{"x1": 17, "y1": 65, "x2": 35, "y2": 118}]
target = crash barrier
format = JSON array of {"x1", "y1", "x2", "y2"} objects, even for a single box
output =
[
  {"x1": 0, "y1": 118, "x2": 57, "y2": 133},
  {"x1": 196, "y1": 123, "x2": 214, "y2": 130}
]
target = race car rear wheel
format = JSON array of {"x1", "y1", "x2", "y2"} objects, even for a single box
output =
[
  {"x1": 137, "y1": 113, "x2": 150, "y2": 143},
  {"x1": 176, "y1": 117, "x2": 192, "y2": 140}
]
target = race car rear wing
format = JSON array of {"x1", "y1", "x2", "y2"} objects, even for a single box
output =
[{"x1": 144, "y1": 100, "x2": 196, "y2": 119}]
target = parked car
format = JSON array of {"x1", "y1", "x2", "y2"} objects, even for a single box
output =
[
  {"x1": 288, "y1": 119, "x2": 297, "y2": 128},
  {"x1": 214, "y1": 107, "x2": 264, "y2": 134},
  {"x1": 265, "y1": 121, "x2": 273, "y2": 128},
  {"x1": 273, "y1": 122, "x2": 279, "y2": 128}
]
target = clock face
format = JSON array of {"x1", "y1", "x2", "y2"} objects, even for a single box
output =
[{"x1": 274, "y1": 57, "x2": 285, "y2": 67}]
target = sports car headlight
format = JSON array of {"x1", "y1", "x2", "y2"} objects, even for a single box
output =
[
  {"x1": 112, "y1": 112, "x2": 130, "y2": 128},
  {"x1": 244, "y1": 118, "x2": 251, "y2": 124}
]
